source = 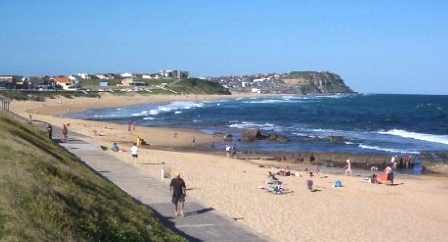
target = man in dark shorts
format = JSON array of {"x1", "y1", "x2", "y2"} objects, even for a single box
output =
[{"x1": 170, "y1": 173, "x2": 186, "y2": 217}]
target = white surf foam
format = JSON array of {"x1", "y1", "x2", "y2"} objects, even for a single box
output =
[
  {"x1": 358, "y1": 144, "x2": 420, "y2": 154},
  {"x1": 378, "y1": 129, "x2": 448, "y2": 145},
  {"x1": 130, "y1": 101, "x2": 204, "y2": 117},
  {"x1": 242, "y1": 99, "x2": 296, "y2": 104},
  {"x1": 228, "y1": 121, "x2": 276, "y2": 130}
]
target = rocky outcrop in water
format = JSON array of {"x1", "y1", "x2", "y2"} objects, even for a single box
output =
[
  {"x1": 268, "y1": 133, "x2": 289, "y2": 143},
  {"x1": 241, "y1": 129, "x2": 289, "y2": 143},
  {"x1": 241, "y1": 128, "x2": 267, "y2": 142}
]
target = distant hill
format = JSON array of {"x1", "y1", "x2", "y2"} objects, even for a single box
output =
[
  {"x1": 168, "y1": 78, "x2": 231, "y2": 95},
  {"x1": 282, "y1": 71, "x2": 354, "y2": 94},
  {"x1": 0, "y1": 114, "x2": 186, "y2": 242}
]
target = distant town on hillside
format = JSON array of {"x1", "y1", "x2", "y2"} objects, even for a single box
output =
[{"x1": 0, "y1": 69, "x2": 354, "y2": 95}]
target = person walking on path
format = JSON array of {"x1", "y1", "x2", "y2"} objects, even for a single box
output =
[
  {"x1": 62, "y1": 123, "x2": 69, "y2": 143},
  {"x1": 47, "y1": 124, "x2": 53, "y2": 140},
  {"x1": 170, "y1": 173, "x2": 186, "y2": 217},
  {"x1": 130, "y1": 143, "x2": 139, "y2": 160}
]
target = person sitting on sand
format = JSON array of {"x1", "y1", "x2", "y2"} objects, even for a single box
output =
[
  {"x1": 376, "y1": 166, "x2": 394, "y2": 184},
  {"x1": 111, "y1": 143, "x2": 120, "y2": 152},
  {"x1": 277, "y1": 168, "x2": 291, "y2": 176},
  {"x1": 267, "y1": 171, "x2": 279, "y2": 181},
  {"x1": 345, "y1": 159, "x2": 352, "y2": 176},
  {"x1": 267, "y1": 171, "x2": 282, "y2": 186},
  {"x1": 130, "y1": 143, "x2": 138, "y2": 159}
]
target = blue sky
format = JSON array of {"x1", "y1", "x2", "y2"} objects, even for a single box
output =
[{"x1": 1, "y1": 0, "x2": 447, "y2": 94}]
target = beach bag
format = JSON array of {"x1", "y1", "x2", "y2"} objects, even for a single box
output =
[{"x1": 334, "y1": 180, "x2": 343, "y2": 188}]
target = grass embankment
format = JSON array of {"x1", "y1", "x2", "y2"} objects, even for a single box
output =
[
  {"x1": 0, "y1": 90, "x2": 100, "y2": 101},
  {"x1": 0, "y1": 114, "x2": 186, "y2": 242},
  {"x1": 168, "y1": 78, "x2": 231, "y2": 95}
]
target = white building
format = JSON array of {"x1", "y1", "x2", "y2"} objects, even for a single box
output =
[
  {"x1": 120, "y1": 73, "x2": 133, "y2": 78},
  {"x1": 253, "y1": 78, "x2": 268, "y2": 83},
  {"x1": 160, "y1": 69, "x2": 189, "y2": 79},
  {"x1": 251, "y1": 88, "x2": 261, "y2": 93},
  {"x1": 141, "y1": 74, "x2": 152, "y2": 79},
  {"x1": 68, "y1": 75, "x2": 77, "y2": 81},
  {"x1": 77, "y1": 73, "x2": 89, "y2": 79}
]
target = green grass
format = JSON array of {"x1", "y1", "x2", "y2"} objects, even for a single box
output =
[
  {"x1": 0, "y1": 91, "x2": 100, "y2": 101},
  {"x1": 168, "y1": 78, "x2": 231, "y2": 95},
  {"x1": 0, "y1": 114, "x2": 186, "y2": 242}
]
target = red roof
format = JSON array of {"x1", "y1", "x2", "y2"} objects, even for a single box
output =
[{"x1": 53, "y1": 77, "x2": 72, "y2": 84}]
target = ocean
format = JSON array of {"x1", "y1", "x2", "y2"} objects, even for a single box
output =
[{"x1": 69, "y1": 94, "x2": 448, "y2": 155}]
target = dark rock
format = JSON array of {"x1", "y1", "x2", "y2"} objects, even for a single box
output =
[
  {"x1": 328, "y1": 136, "x2": 345, "y2": 144},
  {"x1": 268, "y1": 133, "x2": 289, "y2": 143},
  {"x1": 223, "y1": 134, "x2": 233, "y2": 142},
  {"x1": 241, "y1": 128, "x2": 267, "y2": 142}
]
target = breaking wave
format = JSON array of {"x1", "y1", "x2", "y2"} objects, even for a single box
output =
[
  {"x1": 228, "y1": 121, "x2": 276, "y2": 130},
  {"x1": 358, "y1": 144, "x2": 420, "y2": 154},
  {"x1": 378, "y1": 129, "x2": 448, "y2": 145},
  {"x1": 130, "y1": 101, "x2": 204, "y2": 117}
]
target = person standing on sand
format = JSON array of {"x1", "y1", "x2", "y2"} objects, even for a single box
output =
[
  {"x1": 225, "y1": 144, "x2": 231, "y2": 158},
  {"x1": 130, "y1": 143, "x2": 138, "y2": 160},
  {"x1": 345, "y1": 159, "x2": 352, "y2": 176},
  {"x1": 390, "y1": 155, "x2": 397, "y2": 170},
  {"x1": 170, "y1": 173, "x2": 186, "y2": 217}
]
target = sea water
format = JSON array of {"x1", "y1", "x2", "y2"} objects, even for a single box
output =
[{"x1": 69, "y1": 94, "x2": 448, "y2": 155}]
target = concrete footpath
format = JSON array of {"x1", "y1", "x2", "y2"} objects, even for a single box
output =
[{"x1": 58, "y1": 133, "x2": 271, "y2": 242}]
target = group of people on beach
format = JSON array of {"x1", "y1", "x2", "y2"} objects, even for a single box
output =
[{"x1": 390, "y1": 155, "x2": 416, "y2": 170}]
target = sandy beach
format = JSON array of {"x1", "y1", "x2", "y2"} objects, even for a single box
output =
[{"x1": 11, "y1": 94, "x2": 448, "y2": 242}]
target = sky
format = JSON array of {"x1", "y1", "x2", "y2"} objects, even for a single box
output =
[{"x1": 1, "y1": 0, "x2": 447, "y2": 94}]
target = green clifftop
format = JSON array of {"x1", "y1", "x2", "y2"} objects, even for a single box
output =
[
  {"x1": 282, "y1": 71, "x2": 354, "y2": 94},
  {"x1": 169, "y1": 78, "x2": 231, "y2": 95}
]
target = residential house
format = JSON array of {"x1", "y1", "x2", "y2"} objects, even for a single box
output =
[
  {"x1": 0, "y1": 75, "x2": 14, "y2": 82},
  {"x1": 0, "y1": 75, "x2": 25, "y2": 89},
  {"x1": 119, "y1": 78, "x2": 145, "y2": 87},
  {"x1": 0, "y1": 75, "x2": 13, "y2": 88},
  {"x1": 95, "y1": 74, "x2": 108, "y2": 80},
  {"x1": 120, "y1": 78, "x2": 133, "y2": 86},
  {"x1": 51, "y1": 76, "x2": 77, "y2": 90}
]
